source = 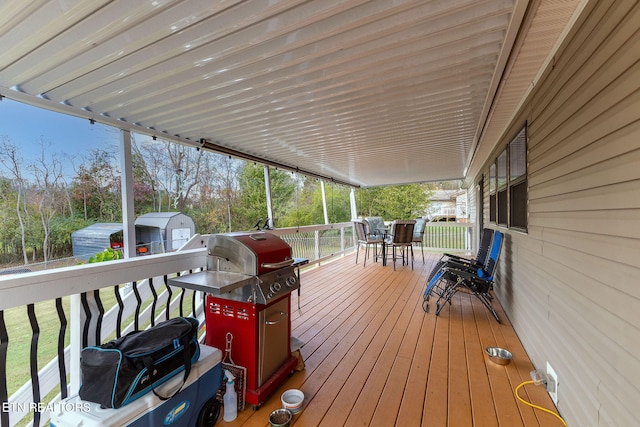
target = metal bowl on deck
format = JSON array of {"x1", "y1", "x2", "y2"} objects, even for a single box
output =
[
  {"x1": 269, "y1": 408, "x2": 292, "y2": 427},
  {"x1": 485, "y1": 347, "x2": 512, "y2": 365}
]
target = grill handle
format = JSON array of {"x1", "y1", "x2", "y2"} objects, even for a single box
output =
[
  {"x1": 261, "y1": 259, "x2": 294, "y2": 269},
  {"x1": 265, "y1": 311, "x2": 288, "y2": 325}
]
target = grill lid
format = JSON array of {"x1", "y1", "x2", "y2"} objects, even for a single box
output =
[{"x1": 207, "y1": 232, "x2": 293, "y2": 275}]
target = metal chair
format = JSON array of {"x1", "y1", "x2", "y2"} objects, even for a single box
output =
[
  {"x1": 423, "y1": 228, "x2": 495, "y2": 312},
  {"x1": 364, "y1": 216, "x2": 386, "y2": 240},
  {"x1": 353, "y1": 220, "x2": 383, "y2": 267},
  {"x1": 383, "y1": 220, "x2": 416, "y2": 270},
  {"x1": 426, "y1": 228, "x2": 494, "y2": 284},
  {"x1": 412, "y1": 218, "x2": 427, "y2": 263},
  {"x1": 433, "y1": 231, "x2": 504, "y2": 322}
]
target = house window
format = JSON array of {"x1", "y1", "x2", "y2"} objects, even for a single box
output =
[
  {"x1": 489, "y1": 164, "x2": 496, "y2": 222},
  {"x1": 487, "y1": 123, "x2": 528, "y2": 230},
  {"x1": 496, "y1": 149, "x2": 507, "y2": 226},
  {"x1": 509, "y1": 126, "x2": 527, "y2": 230}
]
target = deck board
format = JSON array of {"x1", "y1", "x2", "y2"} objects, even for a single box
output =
[{"x1": 223, "y1": 251, "x2": 562, "y2": 426}]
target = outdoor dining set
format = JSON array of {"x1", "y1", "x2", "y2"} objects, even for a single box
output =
[{"x1": 353, "y1": 216, "x2": 427, "y2": 270}]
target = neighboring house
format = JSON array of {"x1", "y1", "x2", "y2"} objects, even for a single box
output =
[{"x1": 427, "y1": 189, "x2": 467, "y2": 222}]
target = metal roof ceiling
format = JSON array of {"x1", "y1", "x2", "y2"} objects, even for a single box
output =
[{"x1": 0, "y1": 0, "x2": 583, "y2": 187}]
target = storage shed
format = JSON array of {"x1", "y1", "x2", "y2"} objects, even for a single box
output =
[
  {"x1": 134, "y1": 212, "x2": 195, "y2": 252},
  {"x1": 71, "y1": 223, "x2": 125, "y2": 260},
  {"x1": 72, "y1": 222, "x2": 166, "y2": 259}
]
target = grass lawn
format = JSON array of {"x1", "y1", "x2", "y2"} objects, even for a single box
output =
[{"x1": 5, "y1": 298, "x2": 72, "y2": 397}]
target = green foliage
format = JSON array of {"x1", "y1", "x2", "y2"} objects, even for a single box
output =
[
  {"x1": 279, "y1": 179, "x2": 352, "y2": 226},
  {"x1": 70, "y1": 149, "x2": 121, "y2": 222},
  {"x1": 87, "y1": 247, "x2": 122, "y2": 263},
  {"x1": 356, "y1": 184, "x2": 431, "y2": 219},
  {"x1": 235, "y1": 164, "x2": 297, "y2": 229},
  {"x1": 48, "y1": 216, "x2": 94, "y2": 258},
  {"x1": 324, "y1": 184, "x2": 352, "y2": 223}
]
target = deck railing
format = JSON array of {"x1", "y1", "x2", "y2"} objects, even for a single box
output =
[
  {"x1": 0, "y1": 221, "x2": 470, "y2": 427},
  {"x1": 423, "y1": 221, "x2": 473, "y2": 251}
]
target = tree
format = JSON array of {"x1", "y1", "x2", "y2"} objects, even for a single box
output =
[
  {"x1": 131, "y1": 139, "x2": 167, "y2": 212},
  {"x1": 279, "y1": 176, "x2": 316, "y2": 227},
  {"x1": 166, "y1": 142, "x2": 205, "y2": 212},
  {"x1": 71, "y1": 149, "x2": 121, "y2": 221},
  {"x1": 133, "y1": 138, "x2": 206, "y2": 212},
  {"x1": 235, "y1": 164, "x2": 296, "y2": 230},
  {"x1": 0, "y1": 177, "x2": 22, "y2": 260},
  {"x1": 322, "y1": 183, "x2": 352, "y2": 223},
  {"x1": 30, "y1": 140, "x2": 66, "y2": 262},
  {"x1": 206, "y1": 155, "x2": 242, "y2": 232},
  {"x1": 278, "y1": 178, "x2": 351, "y2": 227},
  {"x1": 48, "y1": 216, "x2": 92, "y2": 259},
  {"x1": 356, "y1": 184, "x2": 431, "y2": 219},
  {"x1": 0, "y1": 137, "x2": 29, "y2": 264}
]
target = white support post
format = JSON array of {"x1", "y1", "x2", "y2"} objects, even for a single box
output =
[
  {"x1": 71, "y1": 129, "x2": 135, "y2": 395},
  {"x1": 264, "y1": 165, "x2": 274, "y2": 229},
  {"x1": 120, "y1": 130, "x2": 136, "y2": 259},
  {"x1": 321, "y1": 181, "x2": 329, "y2": 224},
  {"x1": 350, "y1": 188, "x2": 357, "y2": 220},
  {"x1": 315, "y1": 230, "x2": 321, "y2": 261}
]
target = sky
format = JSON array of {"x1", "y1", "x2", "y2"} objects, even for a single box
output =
[{"x1": 0, "y1": 98, "x2": 120, "y2": 179}]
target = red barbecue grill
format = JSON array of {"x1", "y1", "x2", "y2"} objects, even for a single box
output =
[{"x1": 169, "y1": 231, "x2": 307, "y2": 408}]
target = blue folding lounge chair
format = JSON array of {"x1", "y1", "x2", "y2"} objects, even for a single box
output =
[
  {"x1": 433, "y1": 231, "x2": 504, "y2": 322},
  {"x1": 438, "y1": 228, "x2": 494, "y2": 271},
  {"x1": 423, "y1": 228, "x2": 494, "y2": 311}
]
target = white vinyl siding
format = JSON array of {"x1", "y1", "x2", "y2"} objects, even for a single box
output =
[{"x1": 476, "y1": 1, "x2": 640, "y2": 426}]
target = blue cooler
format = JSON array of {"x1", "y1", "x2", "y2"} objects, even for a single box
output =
[{"x1": 51, "y1": 345, "x2": 222, "y2": 427}]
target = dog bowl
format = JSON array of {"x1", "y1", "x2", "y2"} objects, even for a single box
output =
[
  {"x1": 485, "y1": 347, "x2": 513, "y2": 365},
  {"x1": 269, "y1": 408, "x2": 292, "y2": 427},
  {"x1": 281, "y1": 389, "x2": 305, "y2": 414}
]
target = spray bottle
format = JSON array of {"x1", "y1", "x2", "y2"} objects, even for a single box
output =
[{"x1": 223, "y1": 369, "x2": 237, "y2": 422}]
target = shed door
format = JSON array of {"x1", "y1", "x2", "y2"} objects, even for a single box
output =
[{"x1": 171, "y1": 228, "x2": 191, "y2": 250}]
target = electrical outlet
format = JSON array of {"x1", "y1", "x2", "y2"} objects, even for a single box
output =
[{"x1": 546, "y1": 362, "x2": 558, "y2": 405}]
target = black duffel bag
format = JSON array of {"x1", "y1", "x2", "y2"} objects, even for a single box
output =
[{"x1": 79, "y1": 316, "x2": 200, "y2": 408}]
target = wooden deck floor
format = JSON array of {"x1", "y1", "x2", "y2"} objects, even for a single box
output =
[{"x1": 222, "y1": 251, "x2": 563, "y2": 426}]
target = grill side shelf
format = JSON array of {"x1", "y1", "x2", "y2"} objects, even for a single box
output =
[{"x1": 168, "y1": 271, "x2": 255, "y2": 294}]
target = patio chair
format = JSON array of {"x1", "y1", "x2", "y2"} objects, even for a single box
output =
[
  {"x1": 353, "y1": 220, "x2": 383, "y2": 267},
  {"x1": 422, "y1": 228, "x2": 496, "y2": 312},
  {"x1": 412, "y1": 218, "x2": 427, "y2": 263},
  {"x1": 364, "y1": 216, "x2": 386, "y2": 239},
  {"x1": 384, "y1": 220, "x2": 416, "y2": 270},
  {"x1": 433, "y1": 230, "x2": 504, "y2": 322},
  {"x1": 437, "y1": 227, "x2": 494, "y2": 272},
  {"x1": 425, "y1": 227, "x2": 494, "y2": 289}
]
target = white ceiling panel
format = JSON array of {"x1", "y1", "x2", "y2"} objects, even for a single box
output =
[{"x1": 0, "y1": 0, "x2": 583, "y2": 187}]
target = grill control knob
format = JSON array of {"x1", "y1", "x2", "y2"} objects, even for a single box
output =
[
  {"x1": 286, "y1": 276, "x2": 297, "y2": 287},
  {"x1": 270, "y1": 282, "x2": 282, "y2": 293}
]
